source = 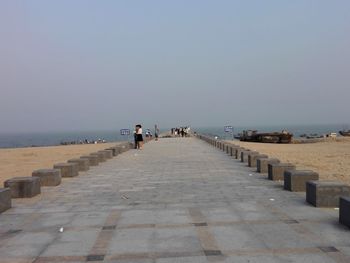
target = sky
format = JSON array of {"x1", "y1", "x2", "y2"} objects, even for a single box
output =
[{"x1": 0, "y1": 0, "x2": 349, "y2": 133}]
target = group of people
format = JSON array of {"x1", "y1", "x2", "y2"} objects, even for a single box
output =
[
  {"x1": 134, "y1": 124, "x2": 159, "y2": 149},
  {"x1": 170, "y1": 127, "x2": 190, "y2": 137}
]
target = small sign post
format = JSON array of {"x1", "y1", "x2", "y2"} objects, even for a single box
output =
[
  {"x1": 224, "y1": 125, "x2": 234, "y2": 140},
  {"x1": 120, "y1": 129, "x2": 131, "y2": 142}
]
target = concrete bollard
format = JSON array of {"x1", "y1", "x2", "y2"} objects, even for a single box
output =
[
  {"x1": 306, "y1": 181, "x2": 350, "y2": 207},
  {"x1": 106, "y1": 147, "x2": 118, "y2": 156},
  {"x1": 91, "y1": 152, "x2": 106, "y2": 162},
  {"x1": 284, "y1": 170, "x2": 319, "y2": 192},
  {"x1": 68, "y1": 158, "x2": 90, "y2": 172},
  {"x1": 119, "y1": 144, "x2": 128, "y2": 153},
  {"x1": 230, "y1": 146, "x2": 240, "y2": 157},
  {"x1": 257, "y1": 158, "x2": 280, "y2": 173},
  {"x1": 241, "y1": 150, "x2": 253, "y2": 163},
  {"x1": 112, "y1": 146, "x2": 123, "y2": 155},
  {"x1": 339, "y1": 197, "x2": 350, "y2": 228},
  {"x1": 4, "y1": 177, "x2": 41, "y2": 198},
  {"x1": 234, "y1": 147, "x2": 245, "y2": 159},
  {"x1": 248, "y1": 153, "x2": 267, "y2": 167},
  {"x1": 32, "y1": 169, "x2": 62, "y2": 186},
  {"x1": 98, "y1": 150, "x2": 113, "y2": 159},
  {"x1": 80, "y1": 155, "x2": 99, "y2": 166},
  {"x1": 0, "y1": 188, "x2": 11, "y2": 213},
  {"x1": 53, "y1": 163, "x2": 79, "y2": 178},
  {"x1": 268, "y1": 163, "x2": 295, "y2": 181}
]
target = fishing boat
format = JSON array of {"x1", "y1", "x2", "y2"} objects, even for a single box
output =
[
  {"x1": 239, "y1": 130, "x2": 293, "y2": 143},
  {"x1": 339, "y1": 130, "x2": 350, "y2": 136}
]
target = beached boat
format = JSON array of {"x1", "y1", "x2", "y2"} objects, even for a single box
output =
[
  {"x1": 239, "y1": 130, "x2": 293, "y2": 143},
  {"x1": 339, "y1": 130, "x2": 350, "y2": 136}
]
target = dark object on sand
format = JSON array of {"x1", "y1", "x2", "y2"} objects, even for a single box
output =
[
  {"x1": 339, "y1": 130, "x2": 350, "y2": 136},
  {"x1": 239, "y1": 130, "x2": 293, "y2": 144}
]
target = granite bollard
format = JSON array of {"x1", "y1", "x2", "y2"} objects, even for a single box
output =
[
  {"x1": 230, "y1": 146, "x2": 240, "y2": 157},
  {"x1": 68, "y1": 158, "x2": 90, "y2": 172},
  {"x1": 268, "y1": 163, "x2": 296, "y2": 181},
  {"x1": 284, "y1": 170, "x2": 319, "y2": 192},
  {"x1": 91, "y1": 152, "x2": 106, "y2": 162},
  {"x1": 119, "y1": 144, "x2": 128, "y2": 153},
  {"x1": 0, "y1": 188, "x2": 11, "y2": 213},
  {"x1": 248, "y1": 153, "x2": 267, "y2": 167},
  {"x1": 306, "y1": 181, "x2": 350, "y2": 207},
  {"x1": 235, "y1": 147, "x2": 246, "y2": 159},
  {"x1": 257, "y1": 158, "x2": 280, "y2": 173},
  {"x1": 4, "y1": 177, "x2": 41, "y2": 198},
  {"x1": 53, "y1": 163, "x2": 79, "y2": 178},
  {"x1": 98, "y1": 150, "x2": 113, "y2": 159},
  {"x1": 241, "y1": 150, "x2": 253, "y2": 163},
  {"x1": 339, "y1": 197, "x2": 350, "y2": 228},
  {"x1": 80, "y1": 155, "x2": 99, "y2": 166},
  {"x1": 106, "y1": 147, "x2": 118, "y2": 156},
  {"x1": 32, "y1": 169, "x2": 62, "y2": 186},
  {"x1": 112, "y1": 146, "x2": 123, "y2": 155}
]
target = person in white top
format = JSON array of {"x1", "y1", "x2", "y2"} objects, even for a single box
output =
[{"x1": 136, "y1": 124, "x2": 143, "y2": 149}]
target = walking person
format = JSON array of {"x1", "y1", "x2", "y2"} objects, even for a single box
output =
[
  {"x1": 136, "y1": 124, "x2": 144, "y2": 149},
  {"x1": 155, "y1": 124, "x2": 159, "y2": 141}
]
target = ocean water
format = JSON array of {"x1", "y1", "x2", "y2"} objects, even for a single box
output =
[
  {"x1": 194, "y1": 124, "x2": 348, "y2": 140},
  {"x1": 0, "y1": 130, "x2": 132, "y2": 149}
]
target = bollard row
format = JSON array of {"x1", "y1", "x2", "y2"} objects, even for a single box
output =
[
  {"x1": 196, "y1": 133, "x2": 350, "y2": 229},
  {"x1": 0, "y1": 142, "x2": 133, "y2": 213}
]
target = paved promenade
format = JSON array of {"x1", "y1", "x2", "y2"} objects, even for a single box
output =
[{"x1": 1, "y1": 138, "x2": 350, "y2": 262}]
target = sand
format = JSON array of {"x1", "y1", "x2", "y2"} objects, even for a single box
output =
[
  {"x1": 225, "y1": 137, "x2": 350, "y2": 185},
  {"x1": 0, "y1": 142, "x2": 121, "y2": 185}
]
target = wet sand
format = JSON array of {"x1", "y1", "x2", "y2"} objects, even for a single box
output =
[
  {"x1": 0, "y1": 143, "x2": 120, "y2": 185},
  {"x1": 225, "y1": 137, "x2": 350, "y2": 185}
]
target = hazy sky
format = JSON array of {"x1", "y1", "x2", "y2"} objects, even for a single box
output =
[{"x1": 1, "y1": 0, "x2": 349, "y2": 132}]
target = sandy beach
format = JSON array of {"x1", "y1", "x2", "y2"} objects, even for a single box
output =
[
  {"x1": 0, "y1": 142, "x2": 121, "y2": 186},
  {"x1": 225, "y1": 137, "x2": 350, "y2": 185}
]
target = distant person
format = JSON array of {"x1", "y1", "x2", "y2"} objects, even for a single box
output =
[
  {"x1": 136, "y1": 124, "x2": 143, "y2": 149},
  {"x1": 155, "y1": 125, "x2": 159, "y2": 141}
]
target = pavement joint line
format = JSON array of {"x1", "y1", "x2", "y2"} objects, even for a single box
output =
[
  {"x1": 0, "y1": 218, "x2": 317, "y2": 233},
  {"x1": 32, "y1": 255, "x2": 86, "y2": 262},
  {"x1": 87, "y1": 210, "x2": 120, "y2": 257},
  {"x1": 106, "y1": 251, "x2": 204, "y2": 261},
  {"x1": 188, "y1": 207, "x2": 223, "y2": 259},
  {"x1": 31, "y1": 246, "x2": 347, "y2": 262},
  {"x1": 318, "y1": 246, "x2": 340, "y2": 253},
  {"x1": 86, "y1": 254, "x2": 105, "y2": 261},
  {"x1": 222, "y1": 247, "x2": 324, "y2": 256}
]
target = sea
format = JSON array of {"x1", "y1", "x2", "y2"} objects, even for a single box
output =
[{"x1": 0, "y1": 124, "x2": 347, "y2": 148}]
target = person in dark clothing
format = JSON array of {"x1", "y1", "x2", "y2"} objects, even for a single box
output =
[{"x1": 133, "y1": 127, "x2": 138, "y2": 149}]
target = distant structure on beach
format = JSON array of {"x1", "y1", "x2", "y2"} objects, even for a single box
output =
[
  {"x1": 60, "y1": 138, "x2": 107, "y2": 145},
  {"x1": 237, "y1": 130, "x2": 293, "y2": 144}
]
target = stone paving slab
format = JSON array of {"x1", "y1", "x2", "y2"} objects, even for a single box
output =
[{"x1": 0, "y1": 138, "x2": 349, "y2": 262}]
